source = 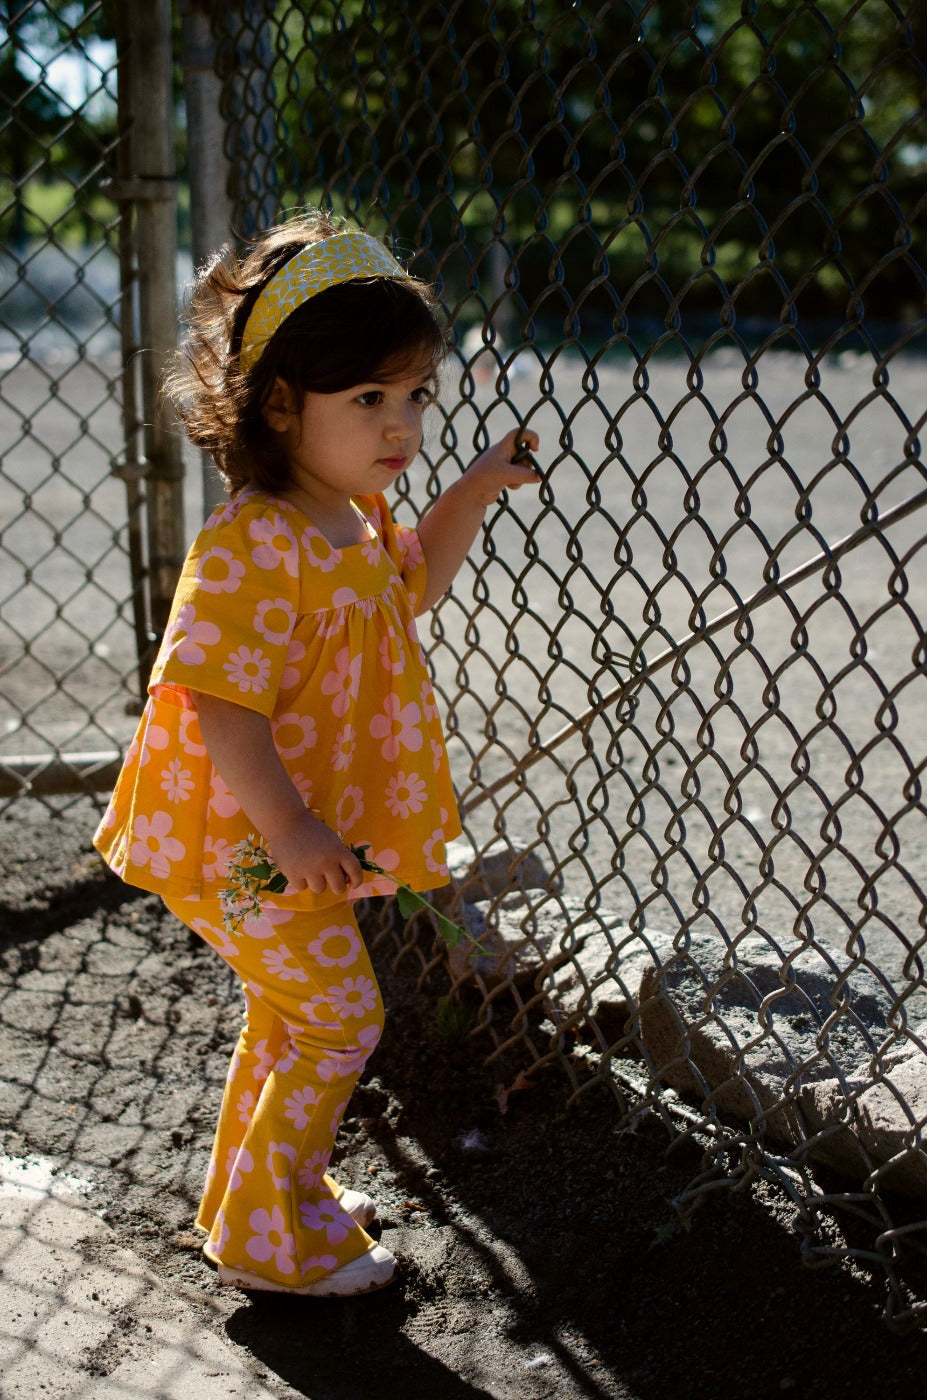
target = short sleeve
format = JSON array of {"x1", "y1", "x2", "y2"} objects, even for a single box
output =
[
  {"x1": 150, "y1": 498, "x2": 301, "y2": 719},
  {"x1": 358, "y1": 493, "x2": 428, "y2": 609}
]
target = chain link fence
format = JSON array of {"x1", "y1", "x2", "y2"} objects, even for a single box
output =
[
  {"x1": 0, "y1": 0, "x2": 136, "y2": 798},
  {"x1": 2, "y1": 0, "x2": 927, "y2": 1328},
  {"x1": 211, "y1": 0, "x2": 927, "y2": 1325}
]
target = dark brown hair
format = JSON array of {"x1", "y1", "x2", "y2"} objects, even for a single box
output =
[{"x1": 165, "y1": 211, "x2": 447, "y2": 495}]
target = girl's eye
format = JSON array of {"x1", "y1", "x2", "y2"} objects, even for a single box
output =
[
  {"x1": 355, "y1": 391, "x2": 383, "y2": 407},
  {"x1": 410, "y1": 385, "x2": 434, "y2": 405}
]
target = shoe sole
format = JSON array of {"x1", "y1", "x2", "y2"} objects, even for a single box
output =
[{"x1": 216, "y1": 1253, "x2": 397, "y2": 1297}]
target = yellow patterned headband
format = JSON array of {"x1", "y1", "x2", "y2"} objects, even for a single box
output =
[{"x1": 239, "y1": 230, "x2": 409, "y2": 372}]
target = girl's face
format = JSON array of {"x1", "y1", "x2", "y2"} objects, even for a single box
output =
[{"x1": 267, "y1": 367, "x2": 434, "y2": 511}]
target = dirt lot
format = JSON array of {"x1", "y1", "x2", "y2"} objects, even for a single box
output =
[{"x1": 2, "y1": 796, "x2": 927, "y2": 1399}]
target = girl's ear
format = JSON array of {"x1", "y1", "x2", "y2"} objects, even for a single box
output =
[{"x1": 262, "y1": 377, "x2": 298, "y2": 433}]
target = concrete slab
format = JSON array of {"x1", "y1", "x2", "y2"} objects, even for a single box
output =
[{"x1": 0, "y1": 1154, "x2": 282, "y2": 1399}]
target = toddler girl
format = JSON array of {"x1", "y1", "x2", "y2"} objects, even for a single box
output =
[{"x1": 93, "y1": 210, "x2": 540, "y2": 1297}]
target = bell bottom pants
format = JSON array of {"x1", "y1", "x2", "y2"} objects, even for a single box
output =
[{"x1": 164, "y1": 891, "x2": 384, "y2": 1289}]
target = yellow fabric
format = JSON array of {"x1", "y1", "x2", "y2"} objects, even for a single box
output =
[
  {"x1": 93, "y1": 490, "x2": 461, "y2": 909},
  {"x1": 239, "y1": 230, "x2": 408, "y2": 371},
  {"x1": 165, "y1": 891, "x2": 381, "y2": 1288}
]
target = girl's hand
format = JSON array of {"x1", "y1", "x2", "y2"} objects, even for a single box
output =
[
  {"x1": 267, "y1": 809, "x2": 364, "y2": 896},
  {"x1": 461, "y1": 427, "x2": 542, "y2": 506}
]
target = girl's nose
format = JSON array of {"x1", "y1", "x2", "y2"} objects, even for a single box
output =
[{"x1": 385, "y1": 401, "x2": 417, "y2": 440}]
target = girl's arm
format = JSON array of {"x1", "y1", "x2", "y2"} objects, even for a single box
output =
[
  {"x1": 414, "y1": 427, "x2": 541, "y2": 612},
  {"x1": 189, "y1": 691, "x2": 363, "y2": 896}
]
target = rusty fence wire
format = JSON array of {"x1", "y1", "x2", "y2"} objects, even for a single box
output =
[{"x1": 211, "y1": 0, "x2": 927, "y2": 1326}]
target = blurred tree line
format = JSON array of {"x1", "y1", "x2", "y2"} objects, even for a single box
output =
[
  {"x1": 3, "y1": 1, "x2": 925, "y2": 343},
  {"x1": 250, "y1": 0, "x2": 926, "y2": 341}
]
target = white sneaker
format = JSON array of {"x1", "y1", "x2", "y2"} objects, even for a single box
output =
[
  {"x1": 217, "y1": 1242, "x2": 397, "y2": 1297},
  {"x1": 334, "y1": 1185, "x2": 378, "y2": 1229}
]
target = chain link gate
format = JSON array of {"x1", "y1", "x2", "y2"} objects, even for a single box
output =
[{"x1": 207, "y1": 0, "x2": 927, "y2": 1326}]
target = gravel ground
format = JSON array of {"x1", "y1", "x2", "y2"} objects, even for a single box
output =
[{"x1": 2, "y1": 797, "x2": 927, "y2": 1398}]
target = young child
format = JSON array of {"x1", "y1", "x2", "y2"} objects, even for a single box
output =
[{"x1": 93, "y1": 211, "x2": 540, "y2": 1297}]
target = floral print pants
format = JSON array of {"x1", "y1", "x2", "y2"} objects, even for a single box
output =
[{"x1": 164, "y1": 892, "x2": 384, "y2": 1288}]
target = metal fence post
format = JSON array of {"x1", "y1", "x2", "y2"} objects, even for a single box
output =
[
  {"x1": 121, "y1": 0, "x2": 185, "y2": 642},
  {"x1": 180, "y1": 0, "x2": 234, "y2": 516}
]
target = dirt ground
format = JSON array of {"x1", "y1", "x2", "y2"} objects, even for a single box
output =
[{"x1": 3, "y1": 796, "x2": 927, "y2": 1399}]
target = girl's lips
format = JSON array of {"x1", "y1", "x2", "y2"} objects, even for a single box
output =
[{"x1": 378, "y1": 457, "x2": 407, "y2": 471}]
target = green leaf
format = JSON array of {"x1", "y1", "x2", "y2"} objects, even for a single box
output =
[
  {"x1": 436, "y1": 913, "x2": 465, "y2": 947},
  {"x1": 248, "y1": 861, "x2": 275, "y2": 880},
  {"x1": 265, "y1": 872, "x2": 289, "y2": 894},
  {"x1": 397, "y1": 886, "x2": 425, "y2": 919}
]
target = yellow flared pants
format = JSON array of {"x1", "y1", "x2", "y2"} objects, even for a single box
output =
[{"x1": 164, "y1": 891, "x2": 384, "y2": 1289}]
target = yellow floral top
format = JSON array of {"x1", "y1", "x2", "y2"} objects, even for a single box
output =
[{"x1": 93, "y1": 491, "x2": 461, "y2": 909}]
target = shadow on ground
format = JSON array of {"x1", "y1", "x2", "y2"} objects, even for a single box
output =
[{"x1": 2, "y1": 799, "x2": 927, "y2": 1399}]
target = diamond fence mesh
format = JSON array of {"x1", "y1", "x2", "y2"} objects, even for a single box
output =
[
  {"x1": 0, "y1": 1, "x2": 143, "y2": 798},
  {"x1": 2, "y1": 0, "x2": 927, "y2": 1328},
  {"x1": 212, "y1": 0, "x2": 927, "y2": 1324}
]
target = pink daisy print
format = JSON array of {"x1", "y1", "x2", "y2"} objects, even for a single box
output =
[
  {"x1": 301, "y1": 525, "x2": 341, "y2": 572},
  {"x1": 289, "y1": 770, "x2": 314, "y2": 805},
  {"x1": 280, "y1": 637, "x2": 306, "y2": 691},
  {"x1": 423, "y1": 828, "x2": 449, "y2": 876},
  {"x1": 401, "y1": 529, "x2": 425, "y2": 569},
  {"x1": 385, "y1": 770, "x2": 428, "y2": 819},
  {"x1": 272, "y1": 711, "x2": 317, "y2": 759},
  {"x1": 237, "y1": 1090, "x2": 255, "y2": 1124},
  {"x1": 201, "y1": 836, "x2": 234, "y2": 882},
  {"x1": 361, "y1": 535, "x2": 380, "y2": 565},
  {"x1": 305, "y1": 923, "x2": 362, "y2": 969},
  {"x1": 138, "y1": 722, "x2": 169, "y2": 768},
  {"x1": 190, "y1": 916, "x2": 238, "y2": 961},
  {"x1": 370, "y1": 694, "x2": 423, "y2": 761},
  {"x1": 300, "y1": 1253, "x2": 339, "y2": 1280},
  {"x1": 420, "y1": 678, "x2": 439, "y2": 722},
  {"x1": 267, "y1": 1140, "x2": 297, "y2": 1190},
  {"x1": 298, "y1": 1198, "x2": 353, "y2": 1245},
  {"x1": 208, "y1": 772, "x2": 240, "y2": 819},
  {"x1": 129, "y1": 811, "x2": 185, "y2": 880},
  {"x1": 284, "y1": 1085, "x2": 318, "y2": 1130},
  {"x1": 276, "y1": 1035, "x2": 299, "y2": 1075},
  {"x1": 261, "y1": 943, "x2": 309, "y2": 983},
  {"x1": 379, "y1": 625, "x2": 406, "y2": 675},
  {"x1": 204, "y1": 497, "x2": 240, "y2": 528},
  {"x1": 196, "y1": 544, "x2": 245, "y2": 594},
  {"x1": 320, "y1": 646, "x2": 362, "y2": 717},
  {"x1": 431, "y1": 737, "x2": 444, "y2": 772},
  {"x1": 160, "y1": 758, "x2": 194, "y2": 804},
  {"x1": 353, "y1": 846, "x2": 401, "y2": 898},
  {"x1": 226, "y1": 1145, "x2": 254, "y2": 1192},
  {"x1": 318, "y1": 1023, "x2": 382, "y2": 1082},
  {"x1": 245, "y1": 1206, "x2": 296, "y2": 1274},
  {"x1": 331, "y1": 724, "x2": 357, "y2": 772},
  {"x1": 297, "y1": 1149, "x2": 330, "y2": 1191},
  {"x1": 335, "y1": 785, "x2": 364, "y2": 833},
  {"x1": 254, "y1": 596, "x2": 296, "y2": 646},
  {"x1": 178, "y1": 708, "x2": 207, "y2": 756},
  {"x1": 326, "y1": 975, "x2": 379, "y2": 1020},
  {"x1": 252, "y1": 1039, "x2": 276, "y2": 1082},
  {"x1": 168, "y1": 603, "x2": 221, "y2": 666},
  {"x1": 249, "y1": 513, "x2": 299, "y2": 576},
  {"x1": 223, "y1": 645, "x2": 271, "y2": 695},
  {"x1": 209, "y1": 1208, "x2": 230, "y2": 1258}
]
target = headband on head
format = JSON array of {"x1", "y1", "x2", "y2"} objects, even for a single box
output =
[{"x1": 239, "y1": 229, "x2": 409, "y2": 372}]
